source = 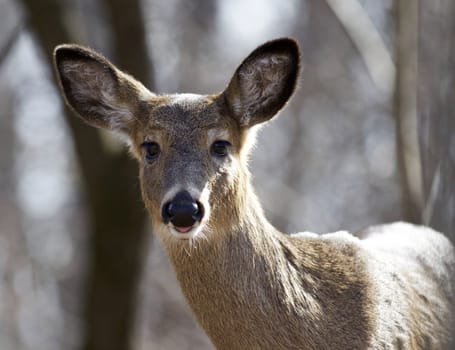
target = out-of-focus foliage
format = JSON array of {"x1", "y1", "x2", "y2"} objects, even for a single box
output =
[{"x1": 0, "y1": 0, "x2": 452, "y2": 349}]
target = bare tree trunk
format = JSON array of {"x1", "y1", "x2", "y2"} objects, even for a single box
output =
[
  {"x1": 418, "y1": 2, "x2": 455, "y2": 346},
  {"x1": 103, "y1": 0, "x2": 153, "y2": 83},
  {"x1": 395, "y1": 0, "x2": 422, "y2": 223},
  {"x1": 418, "y1": 0, "x2": 455, "y2": 240},
  {"x1": 20, "y1": 0, "x2": 153, "y2": 349},
  {"x1": 0, "y1": 78, "x2": 23, "y2": 350},
  {"x1": 174, "y1": 0, "x2": 217, "y2": 91}
]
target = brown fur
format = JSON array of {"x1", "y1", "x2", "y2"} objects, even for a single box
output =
[{"x1": 54, "y1": 39, "x2": 455, "y2": 349}]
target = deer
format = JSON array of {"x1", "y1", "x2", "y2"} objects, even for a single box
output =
[{"x1": 53, "y1": 38, "x2": 455, "y2": 349}]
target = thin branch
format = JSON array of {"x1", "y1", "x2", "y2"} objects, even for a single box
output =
[
  {"x1": 422, "y1": 162, "x2": 441, "y2": 226},
  {"x1": 0, "y1": 22, "x2": 24, "y2": 69},
  {"x1": 326, "y1": 0, "x2": 395, "y2": 96}
]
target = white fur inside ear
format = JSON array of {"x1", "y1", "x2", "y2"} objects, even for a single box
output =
[{"x1": 97, "y1": 90, "x2": 135, "y2": 130}]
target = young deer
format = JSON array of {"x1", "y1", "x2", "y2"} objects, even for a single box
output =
[{"x1": 54, "y1": 38, "x2": 454, "y2": 349}]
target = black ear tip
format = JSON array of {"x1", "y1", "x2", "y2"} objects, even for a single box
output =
[
  {"x1": 53, "y1": 44, "x2": 100, "y2": 67},
  {"x1": 269, "y1": 37, "x2": 300, "y2": 49},
  {"x1": 54, "y1": 44, "x2": 72, "y2": 56},
  {"x1": 54, "y1": 44, "x2": 79, "y2": 61},
  {"x1": 258, "y1": 37, "x2": 301, "y2": 59}
]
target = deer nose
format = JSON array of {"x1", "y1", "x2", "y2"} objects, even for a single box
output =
[{"x1": 162, "y1": 191, "x2": 204, "y2": 229}]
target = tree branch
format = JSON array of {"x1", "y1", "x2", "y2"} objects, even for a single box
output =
[{"x1": 326, "y1": 0, "x2": 395, "y2": 96}]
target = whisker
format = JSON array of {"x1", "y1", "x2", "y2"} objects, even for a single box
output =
[
  {"x1": 199, "y1": 231, "x2": 209, "y2": 242},
  {"x1": 183, "y1": 242, "x2": 191, "y2": 257}
]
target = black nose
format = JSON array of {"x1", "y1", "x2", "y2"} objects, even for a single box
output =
[{"x1": 162, "y1": 191, "x2": 204, "y2": 227}]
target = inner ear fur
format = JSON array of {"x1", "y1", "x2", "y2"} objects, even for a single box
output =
[
  {"x1": 54, "y1": 44, "x2": 150, "y2": 132},
  {"x1": 223, "y1": 38, "x2": 301, "y2": 128}
]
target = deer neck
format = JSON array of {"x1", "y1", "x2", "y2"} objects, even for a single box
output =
[
  {"x1": 161, "y1": 178, "x2": 319, "y2": 346},
  {"x1": 165, "y1": 176, "x2": 281, "y2": 273}
]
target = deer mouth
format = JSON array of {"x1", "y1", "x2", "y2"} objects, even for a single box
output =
[
  {"x1": 166, "y1": 222, "x2": 205, "y2": 240},
  {"x1": 174, "y1": 226, "x2": 193, "y2": 233}
]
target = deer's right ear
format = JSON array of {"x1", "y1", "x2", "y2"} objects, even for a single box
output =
[
  {"x1": 54, "y1": 44, "x2": 151, "y2": 133},
  {"x1": 223, "y1": 38, "x2": 301, "y2": 128}
]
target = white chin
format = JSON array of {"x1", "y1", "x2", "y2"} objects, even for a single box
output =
[{"x1": 168, "y1": 224, "x2": 203, "y2": 240}]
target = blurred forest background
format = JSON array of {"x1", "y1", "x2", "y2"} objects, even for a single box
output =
[{"x1": 0, "y1": 0, "x2": 454, "y2": 349}]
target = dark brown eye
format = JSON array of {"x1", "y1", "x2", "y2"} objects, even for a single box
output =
[
  {"x1": 211, "y1": 140, "x2": 231, "y2": 157},
  {"x1": 141, "y1": 141, "x2": 160, "y2": 160}
]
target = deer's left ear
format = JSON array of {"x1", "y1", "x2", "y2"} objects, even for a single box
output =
[
  {"x1": 54, "y1": 44, "x2": 152, "y2": 134},
  {"x1": 223, "y1": 38, "x2": 301, "y2": 128}
]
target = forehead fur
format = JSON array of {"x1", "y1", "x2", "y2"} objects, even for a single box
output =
[{"x1": 138, "y1": 93, "x2": 238, "y2": 137}]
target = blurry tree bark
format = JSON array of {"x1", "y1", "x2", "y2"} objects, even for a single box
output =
[
  {"x1": 418, "y1": 4, "x2": 455, "y2": 346},
  {"x1": 395, "y1": 0, "x2": 422, "y2": 223},
  {"x1": 174, "y1": 0, "x2": 217, "y2": 91},
  {"x1": 0, "y1": 78, "x2": 23, "y2": 350},
  {"x1": 418, "y1": 0, "x2": 455, "y2": 241},
  {"x1": 19, "y1": 0, "x2": 153, "y2": 349}
]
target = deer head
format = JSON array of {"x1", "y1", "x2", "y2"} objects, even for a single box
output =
[{"x1": 54, "y1": 38, "x2": 300, "y2": 245}]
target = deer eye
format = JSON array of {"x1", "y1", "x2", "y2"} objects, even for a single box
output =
[
  {"x1": 211, "y1": 140, "x2": 231, "y2": 157},
  {"x1": 141, "y1": 141, "x2": 160, "y2": 160}
]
